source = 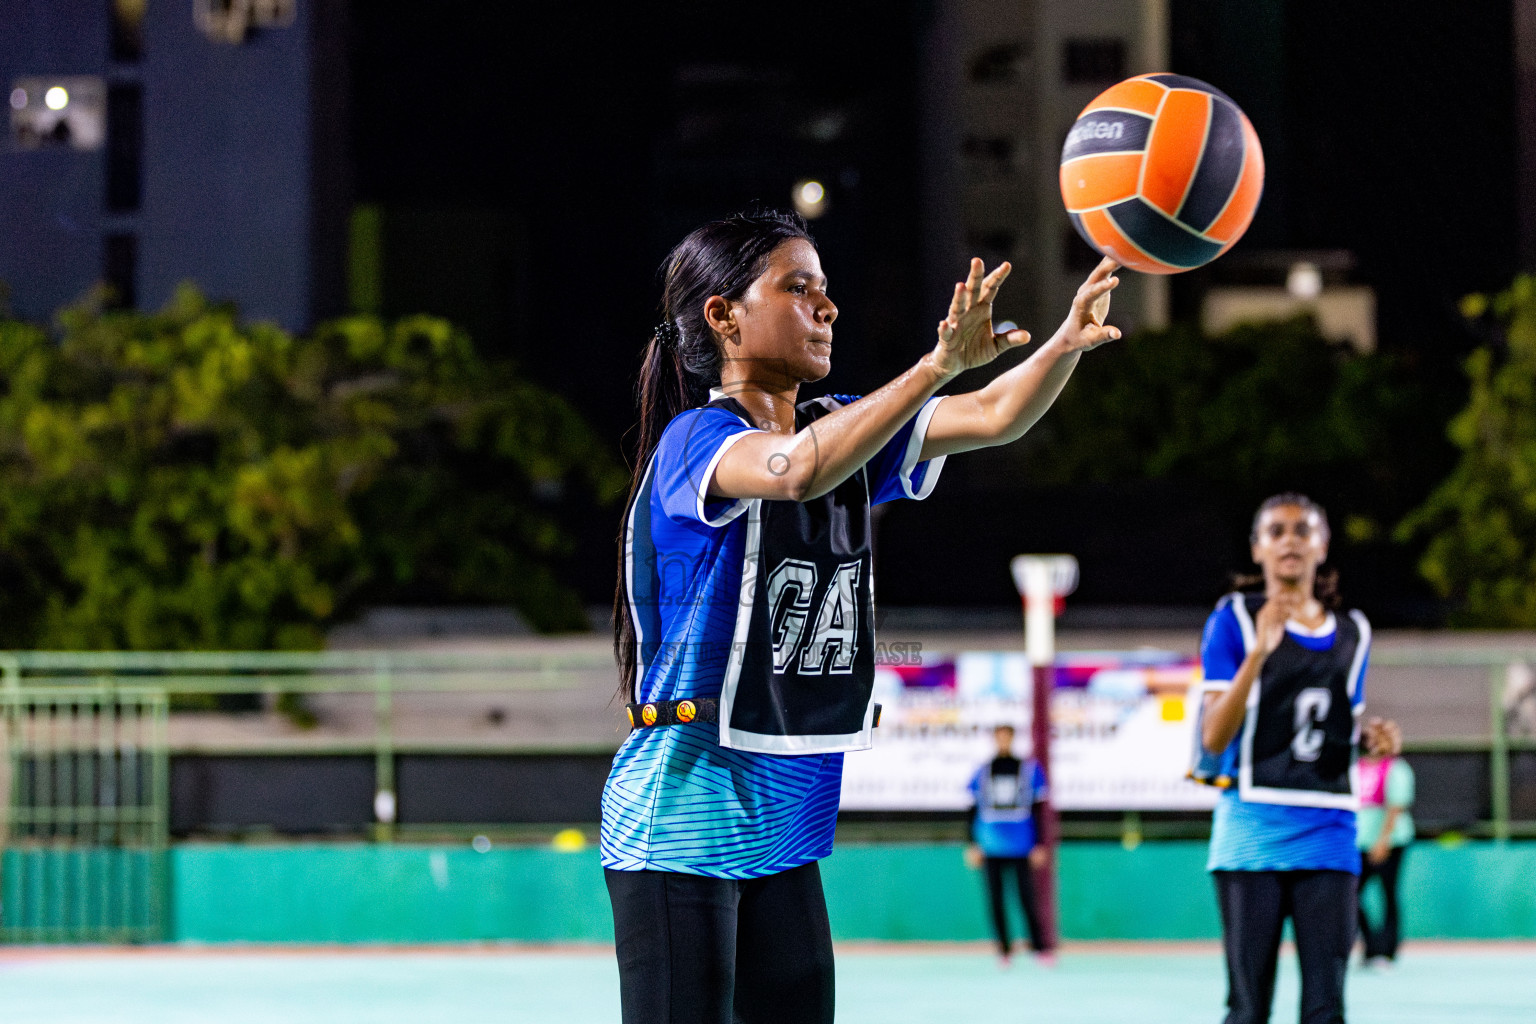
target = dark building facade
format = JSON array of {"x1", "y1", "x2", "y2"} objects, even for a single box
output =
[{"x1": 0, "y1": 0, "x2": 348, "y2": 328}]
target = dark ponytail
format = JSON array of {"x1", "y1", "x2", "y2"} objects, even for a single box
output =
[
  {"x1": 1231, "y1": 492, "x2": 1341, "y2": 610},
  {"x1": 613, "y1": 210, "x2": 814, "y2": 702}
]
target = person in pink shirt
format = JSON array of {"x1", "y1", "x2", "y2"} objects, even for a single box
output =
[{"x1": 1356, "y1": 717, "x2": 1414, "y2": 968}]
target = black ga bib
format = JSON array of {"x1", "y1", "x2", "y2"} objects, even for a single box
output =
[
  {"x1": 1231, "y1": 594, "x2": 1369, "y2": 809},
  {"x1": 713, "y1": 396, "x2": 877, "y2": 754}
]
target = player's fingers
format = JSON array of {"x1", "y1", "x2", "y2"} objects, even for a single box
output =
[
  {"x1": 964, "y1": 258, "x2": 985, "y2": 299},
  {"x1": 1087, "y1": 255, "x2": 1119, "y2": 283},
  {"x1": 977, "y1": 261, "x2": 1012, "y2": 304},
  {"x1": 1082, "y1": 324, "x2": 1120, "y2": 348},
  {"x1": 1079, "y1": 274, "x2": 1120, "y2": 303},
  {"x1": 947, "y1": 282, "x2": 967, "y2": 319},
  {"x1": 996, "y1": 328, "x2": 1031, "y2": 349}
]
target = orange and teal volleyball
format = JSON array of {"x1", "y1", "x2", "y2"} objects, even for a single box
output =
[{"x1": 1060, "y1": 73, "x2": 1264, "y2": 274}]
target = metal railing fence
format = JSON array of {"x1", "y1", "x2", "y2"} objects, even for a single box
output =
[
  {"x1": 0, "y1": 646, "x2": 1533, "y2": 942},
  {"x1": 1, "y1": 685, "x2": 168, "y2": 942},
  {"x1": 0, "y1": 645, "x2": 1532, "y2": 839}
]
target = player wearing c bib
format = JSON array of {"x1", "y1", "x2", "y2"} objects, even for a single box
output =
[
  {"x1": 603, "y1": 210, "x2": 1123, "y2": 1024},
  {"x1": 1193, "y1": 494, "x2": 1369, "y2": 1024}
]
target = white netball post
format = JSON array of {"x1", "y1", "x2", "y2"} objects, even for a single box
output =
[
  {"x1": 1009, "y1": 554, "x2": 1079, "y2": 954},
  {"x1": 1012, "y1": 555, "x2": 1078, "y2": 669}
]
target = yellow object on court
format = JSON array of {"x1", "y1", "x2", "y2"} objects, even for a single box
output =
[{"x1": 552, "y1": 828, "x2": 587, "y2": 852}]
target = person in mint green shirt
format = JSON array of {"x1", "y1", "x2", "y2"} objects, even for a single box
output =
[{"x1": 1356, "y1": 717, "x2": 1414, "y2": 967}]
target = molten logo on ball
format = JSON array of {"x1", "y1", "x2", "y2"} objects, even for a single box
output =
[{"x1": 1060, "y1": 73, "x2": 1264, "y2": 274}]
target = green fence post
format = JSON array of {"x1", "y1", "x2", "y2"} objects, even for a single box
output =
[
  {"x1": 1490, "y1": 663, "x2": 1510, "y2": 843},
  {"x1": 1121, "y1": 811, "x2": 1143, "y2": 850},
  {"x1": 149, "y1": 689, "x2": 170, "y2": 941},
  {"x1": 374, "y1": 657, "x2": 396, "y2": 843}
]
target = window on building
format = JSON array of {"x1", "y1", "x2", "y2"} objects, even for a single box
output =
[
  {"x1": 104, "y1": 233, "x2": 138, "y2": 308},
  {"x1": 111, "y1": 0, "x2": 147, "y2": 62},
  {"x1": 10, "y1": 77, "x2": 107, "y2": 150},
  {"x1": 1063, "y1": 39, "x2": 1125, "y2": 84},
  {"x1": 105, "y1": 84, "x2": 143, "y2": 212}
]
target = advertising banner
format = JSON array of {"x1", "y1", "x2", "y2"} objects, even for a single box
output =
[{"x1": 841, "y1": 650, "x2": 1219, "y2": 811}]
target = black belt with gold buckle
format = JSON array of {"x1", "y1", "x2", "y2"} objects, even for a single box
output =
[{"x1": 626, "y1": 699, "x2": 882, "y2": 730}]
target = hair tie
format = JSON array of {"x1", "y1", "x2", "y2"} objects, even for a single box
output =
[{"x1": 655, "y1": 319, "x2": 681, "y2": 351}]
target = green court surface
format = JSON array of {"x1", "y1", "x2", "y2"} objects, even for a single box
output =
[{"x1": 1, "y1": 944, "x2": 1531, "y2": 1023}]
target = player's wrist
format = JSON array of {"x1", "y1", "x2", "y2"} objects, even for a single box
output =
[
  {"x1": 920, "y1": 349, "x2": 962, "y2": 384},
  {"x1": 1037, "y1": 331, "x2": 1080, "y2": 359}
]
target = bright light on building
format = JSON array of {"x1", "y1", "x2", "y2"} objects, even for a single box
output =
[
  {"x1": 1286, "y1": 261, "x2": 1323, "y2": 300},
  {"x1": 44, "y1": 86, "x2": 69, "y2": 111},
  {"x1": 9, "y1": 87, "x2": 26, "y2": 111},
  {"x1": 793, "y1": 179, "x2": 827, "y2": 219}
]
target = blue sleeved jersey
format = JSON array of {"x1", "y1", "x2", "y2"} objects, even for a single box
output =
[
  {"x1": 968, "y1": 756, "x2": 1048, "y2": 857},
  {"x1": 601, "y1": 392, "x2": 947, "y2": 879},
  {"x1": 1196, "y1": 594, "x2": 1370, "y2": 873}
]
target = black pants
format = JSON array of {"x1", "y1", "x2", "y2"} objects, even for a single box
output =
[
  {"x1": 1214, "y1": 870, "x2": 1357, "y2": 1024},
  {"x1": 1356, "y1": 846, "x2": 1405, "y2": 961},
  {"x1": 983, "y1": 856, "x2": 1044, "y2": 954},
  {"x1": 605, "y1": 862, "x2": 835, "y2": 1024}
]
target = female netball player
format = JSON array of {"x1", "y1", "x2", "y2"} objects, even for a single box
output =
[
  {"x1": 1193, "y1": 493, "x2": 1372, "y2": 1024},
  {"x1": 602, "y1": 209, "x2": 1120, "y2": 1024}
]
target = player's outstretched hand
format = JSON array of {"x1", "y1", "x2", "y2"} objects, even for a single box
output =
[
  {"x1": 930, "y1": 258, "x2": 1032, "y2": 378},
  {"x1": 1253, "y1": 593, "x2": 1299, "y2": 657},
  {"x1": 1058, "y1": 256, "x2": 1122, "y2": 352}
]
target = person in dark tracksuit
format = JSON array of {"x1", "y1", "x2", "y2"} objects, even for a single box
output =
[
  {"x1": 965, "y1": 724, "x2": 1050, "y2": 966},
  {"x1": 1193, "y1": 493, "x2": 1371, "y2": 1024}
]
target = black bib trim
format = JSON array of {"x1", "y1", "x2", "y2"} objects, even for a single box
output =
[
  {"x1": 714, "y1": 396, "x2": 878, "y2": 754},
  {"x1": 1229, "y1": 594, "x2": 1370, "y2": 809}
]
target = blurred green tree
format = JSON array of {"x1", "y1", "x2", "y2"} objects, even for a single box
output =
[
  {"x1": 1398, "y1": 276, "x2": 1536, "y2": 627},
  {"x1": 1000, "y1": 312, "x2": 1441, "y2": 618},
  {"x1": 1020, "y1": 313, "x2": 1414, "y2": 503},
  {"x1": 0, "y1": 287, "x2": 622, "y2": 650}
]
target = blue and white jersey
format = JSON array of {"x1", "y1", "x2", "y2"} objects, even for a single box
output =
[
  {"x1": 1196, "y1": 593, "x2": 1370, "y2": 873},
  {"x1": 601, "y1": 391, "x2": 946, "y2": 879},
  {"x1": 968, "y1": 756, "x2": 1048, "y2": 857}
]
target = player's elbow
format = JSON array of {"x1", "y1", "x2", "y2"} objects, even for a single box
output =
[
  {"x1": 983, "y1": 399, "x2": 1044, "y2": 449},
  {"x1": 774, "y1": 445, "x2": 818, "y2": 503},
  {"x1": 963, "y1": 392, "x2": 1012, "y2": 446},
  {"x1": 780, "y1": 478, "x2": 813, "y2": 503}
]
